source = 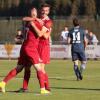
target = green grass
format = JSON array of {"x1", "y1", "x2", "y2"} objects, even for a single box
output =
[{"x1": 0, "y1": 60, "x2": 100, "y2": 100}]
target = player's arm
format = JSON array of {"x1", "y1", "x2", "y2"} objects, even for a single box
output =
[
  {"x1": 30, "y1": 20, "x2": 53, "y2": 38},
  {"x1": 42, "y1": 21, "x2": 53, "y2": 39},
  {"x1": 67, "y1": 32, "x2": 72, "y2": 44},
  {"x1": 84, "y1": 36, "x2": 88, "y2": 48},
  {"x1": 67, "y1": 37, "x2": 71, "y2": 44},
  {"x1": 42, "y1": 28, "x2": 52, "y2": 39},
  {"x1": 22, "y1": 17, "x2": 34, "y2": 21},
  {"x1": 30, "y1": 21, "x2": 44, "y2": 37},
  {"x1": 83, "y1": 31, "x2": 88, "y2": 48},
  {"x1": 23, "y1": 17, "x2": 42, "y2": 23}
]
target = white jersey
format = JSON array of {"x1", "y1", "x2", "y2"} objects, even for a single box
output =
[{"x1": 61, "y1": 30, "x2": 69, "y2": 40}]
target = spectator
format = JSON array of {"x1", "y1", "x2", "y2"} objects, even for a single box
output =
[
  {"x1": 14, "y1": 29, "x2": 24, "y2": 44},
  {"x1": 85, "y1": 29, "x2": 89, "y2": 40},
  {"x1": 49, "y1": 36, "x2": 52, "y2": 45},
  {"x1": 89, "y1": 31, "x2": 98, "y2": 45},
  {"x1": 85, "y1": 29, "x2": 90, "y2": 45},
  {"x1": 60, "y1": 26, "x2": 69, "y2": 44}
]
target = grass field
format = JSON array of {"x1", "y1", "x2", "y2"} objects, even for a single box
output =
[{"x1": 0, "y1": 60, "x2": 100, "y2": 100}]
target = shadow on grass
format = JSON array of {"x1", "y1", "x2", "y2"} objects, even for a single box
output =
[
  {"x1": 51, "y1": 86, "x2": 100, "y2": 91},
  {"x1": 5, "y1": 91, "x2": 50, "y2": 95},
  {"x1": 4, "y1": 90, "x2": 40, "y2": 94},
  {"x1": 49, "y1": 77, "x2": 76, "y2": 81}
]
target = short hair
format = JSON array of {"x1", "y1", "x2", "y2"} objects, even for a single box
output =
[
  {"x1": 73, "y1": 18, "x2": 80, "y2": 26},
  {"x1": 17, "y1": 29, "x2": 21, "y2": 31},
  {"x1": 28, "y1": 6, "x2": 37, "y2": 16},
  {"x1": 41, "y1": 3, "x2": 51, "y2": 8}
]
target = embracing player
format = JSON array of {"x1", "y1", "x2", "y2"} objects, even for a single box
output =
[
  {"x1": 67, "y1": 18, "x2": 87, "y2": 81},
  {"x1": 0, "y1": 7, "x2": 50, "y2": 94},
  {"x1": 17, "y1": 4, "x2": 53, "y2": 93},
  {"x1": 38, "y1": 3, "x2": 53, "y2": 91}
]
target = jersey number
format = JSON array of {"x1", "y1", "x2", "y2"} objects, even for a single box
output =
[{"x1": 73, "y1": 32, "x2": 81, "y2": 43}]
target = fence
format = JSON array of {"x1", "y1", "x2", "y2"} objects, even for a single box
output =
[
  {"x1": 0, "y1": 44, "x2": 100, "y2": 59},
  {"x1": 0, "y1": 17, "x2": 100, "y2": 43}
]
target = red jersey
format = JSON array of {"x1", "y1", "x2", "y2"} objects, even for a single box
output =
[
  {"x1": 23, "y1": 20, "x2": 42, "y2": 48},
  {"x1": 38, "y1": 17, "x2": 53, "y2": 64},
  {"x1": 18, "y1": 20, "x2": 43, "y2": 65},
  {"x1": 39, "y1": 17, "x2": 53, "y2": 45}
]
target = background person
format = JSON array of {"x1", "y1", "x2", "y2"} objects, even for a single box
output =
[
  {"x1": 14, "y1": 29, "x2": 24, "y2": 44},
  {"x1": 89, "y1": 31, "x2": 98, "y2": 45},
  {"x1": 60, "y1": 26, "x2": 69, "y2": 44}
]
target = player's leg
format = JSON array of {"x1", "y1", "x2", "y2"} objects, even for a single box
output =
[
  {"x1": 0, "y1": 65, "x2": 24, "y2": 93},
  {"x1": 73, "y1": 60, "x2": 79, "y2": 80},
  {"x1": 22, "y1": 66, "x2": 31, "y2": 91},
  {"x1": 16, "y1": 66, "x2": 31, "y2": 93},
  {"x1": 3, "y1": 65, "x2": 24, "y2": 83},
  {"x1": 33, "y1": 64, "x2": 50, "y2": 94},
  {"x1": 40, "y1": 44, "x2": 50, "y2": 91},
  {"x1": 73, "y1": 60, "x2": 83, "y2": 80},
  {"x1": 79, "y1": 51, "x2": 87, "y2": 75},
  {"x1": 72, "y1": 52, "x2": 83, "y2": 80},
  {"x1": 0, "y1": 47, "x2": 27, "y2": 93},
  {"x1": 41, "y1": 63, "x2": 46, "y2": 73},
  {"x1": 72, "y1": 52, "x2": 79, "y2": 79},
  {"x1": 17, "y1": 66, "x2": 31, "y2": 92},
  {"x1": 80, "y1": 61, "x2": 86, "y2": 74},
  {"x1": 15, "y1": 52, "x2": 33, "y2": 92},
  {"x1": 27, "y1": 47, "x2": 50, "y2": 94},
  {"x1": 41, "y1": 63, "x2": 50, "y2": 91},
  {"x1": 34, "y1": 64, "x2": 45, "y2": 88}
]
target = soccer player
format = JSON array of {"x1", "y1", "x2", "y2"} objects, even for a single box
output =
[
  {"x1": 67, "y1": 18, "x2": 87, "y2": 81},
  {"x1": 0, "y1": 7, "x2": 49, "y2": 94},
  {"x1": 37, "y1": 4, "x2": 53, "y2": 91},
  {"x1": 17, "y1": 4, "x2": 53, "y2": 92}
]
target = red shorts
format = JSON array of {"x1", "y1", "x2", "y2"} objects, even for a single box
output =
[
  {"x1": 18, "y1": 45, "x2": 40, "y2": 66},
  {"x1": 38, "y1": 43, "x2": 50, "y2": 64}
]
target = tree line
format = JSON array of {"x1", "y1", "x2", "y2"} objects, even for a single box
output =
[{"x1": 0, "y1": 0, "x2": 100, "y2": 17}]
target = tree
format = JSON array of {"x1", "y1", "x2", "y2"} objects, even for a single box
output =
[
  {"x1": 0, "y1": 0, "x2": 97, "y2": 17},
  {"x1": 56, "y1": 0, "x2": 72, "y2": 16},
  {"x1": 71, "y1": 0, "x2": 80, "y2": 16},
  {"x1": 96, "y1": 0, "x2": 100, "y2": 15},
  {"x1": 84, "y1": 0, "x2": 96, "y2": 16},
  {"x1": 0, "y1": 0, "x2": 6, "y2": 9}
]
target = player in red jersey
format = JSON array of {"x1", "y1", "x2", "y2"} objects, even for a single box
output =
[
  {"x1": 38, "y1": 4, "x2": 53, "y2": 91},
  {"x1": 17, "y1": 4, "x2": 53, "y2": 93},
  {"x1": 0, "y1": 7, "x2": 50, "y2": 94}
]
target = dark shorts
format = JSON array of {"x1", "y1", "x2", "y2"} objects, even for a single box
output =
[{"x1": 72, "y1": 51, "x2": 86, "y2": 61}]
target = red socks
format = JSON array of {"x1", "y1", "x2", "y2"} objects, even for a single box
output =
[
  {"x1": 44, "y1": 73, "x2": 50, "y2": 91},
  {"x1": 3, "y1": 67, "x2": 50, "y2": 91},
  {"x1": 22, "y1": 70, "x2": 50, "y2": 90},
  {"x1": 23, "y1": 69, "x2": 31, "y2": 89},
  {"x1": 37, "y1": 70, "x2": 45, "y2": 88},
  {"x1": 3, "y1": 68, "x2": 17, "y2": 83}
]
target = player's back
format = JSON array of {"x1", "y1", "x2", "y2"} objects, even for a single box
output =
[
  {"x1": 23, "y1": 20, "x2": 42, "y2": 48},
  {"x1": 69, "y1": 26, "x2": 85, "y2": 52}
]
